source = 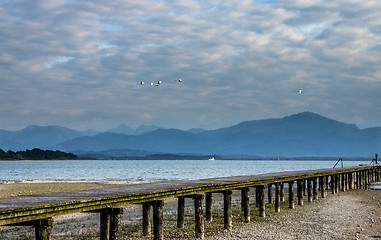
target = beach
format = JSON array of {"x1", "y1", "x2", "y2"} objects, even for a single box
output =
[{"x1": 0, "y1": 181, "x2": 380, "y2": 239}]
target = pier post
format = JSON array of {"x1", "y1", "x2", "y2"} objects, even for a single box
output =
[
  {"x1": 177, "y1": 197, "x2": 185, "y2": 228},
  {"x1": 297, "y1": 179, "x2": 303, "y2": 206},
  {"x1": 193, "y1": 194, "x2": 205, "y2": 239},
  {"x1": 275, "y1": 183, "x2": 280, "y2": 212},
  {"x1": 303, "y1": 179, "x2": 307, "y2": 196},
  {"x1": 110, "y1": 208, "x2": 123, "y2": 240},
  {"x1": 330, "y1": 175, "x2": 335, "y2": 194},
  {"x1": 307, "y1": 178, "x2": 312, "y2": 202},
  {"x1": 288, "y1": 181, "x2": 294, "y2": 209},
  {"x1": 319, "y1": 176, "x2": 325, "y2": 198},
  {"x1": 341, "y1": 174, "x2": 345, "y2": 192},
  {"x1": 223, "y1": 190, "x2": 233, "y2": 230},
  {"x1": 100, "y1": 209, "x2": 111, "y2": 240},
  {"x1": 241, "y1": 187, "x2": 250, "y2": 223},
  {"x1": 205, "y1": 193, "x2": 213, "y2": 222},
  {"x1": 257, "y1": 185, "x2": 266, "y2": 217},
  {"x1": 267, "y1": 184, "x2": 272, "y2": 204},
  {"x1": 313, "y1": 177, "x2": 318, "y2": 200},
  {"x1": 143, "y1": 203, "x2": 152, "y2": 236},
  {"x1": 280, "y1": 183, "x2": 285, "y2": 202},
  {"x1": 153, "y1": 200, "x2": 164, "y2": 240},
  {"x1": 335, "y1": 174, "x2": 339, "y2": 193},
  {"x1": 35, "y1": 218, "x2": 53, "y2": 240}
]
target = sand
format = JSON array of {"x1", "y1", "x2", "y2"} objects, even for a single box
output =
[{"x1": 1, "y1": 181, "x2": 380, "y2": 239}]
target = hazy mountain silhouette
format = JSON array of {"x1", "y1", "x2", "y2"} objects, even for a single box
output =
[{"x1": 1, "y1": 112, "x2": 380, "y2": 157}]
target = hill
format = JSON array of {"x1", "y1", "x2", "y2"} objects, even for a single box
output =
[{"x1": 1, "y1": 112, "x2": 380, "y2": 157}]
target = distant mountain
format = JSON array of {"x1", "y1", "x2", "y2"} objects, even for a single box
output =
[
  {"x1": 0, "y1": 126, "x2": 82, "y2": 150},
  {"x1": 1, "y1": 112, "x2": 380, "y2": 157},
  {"x1": 107, "y1": 124, "x2": 161, "y2": 135},
  {"x1": 56, "y1": 112, "x2": 381, "y2": 157}
]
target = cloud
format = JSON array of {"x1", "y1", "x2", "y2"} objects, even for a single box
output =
[{"x1": 0, "y1": 0, "x2": 380, "y2": 131}]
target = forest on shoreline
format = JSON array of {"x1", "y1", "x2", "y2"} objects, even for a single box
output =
[{"x1": 0, "y1": 148, "x2": 78, "y2": 160}]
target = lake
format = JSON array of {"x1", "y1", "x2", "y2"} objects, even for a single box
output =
[{"x1": 0, "y1": 159, "x2": 372, "y2": 182}]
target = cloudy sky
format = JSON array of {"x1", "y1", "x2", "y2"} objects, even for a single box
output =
[{"x1": 1, "y1": 0, "x2": 381, "y2": 131}]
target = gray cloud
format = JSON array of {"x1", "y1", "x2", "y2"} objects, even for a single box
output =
[{"x1": 0, "y1": 0, "x2": 380, "y2": 131}]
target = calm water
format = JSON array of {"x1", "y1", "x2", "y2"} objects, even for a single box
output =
[{"x1": 0, "y1": 159, "x2": 372, "y2": 182}]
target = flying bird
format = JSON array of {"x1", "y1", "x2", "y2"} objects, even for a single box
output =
[
  {"x1": 138, "y1": 78, "x2": 183, "y2": 87},
  {"x1": 295, "y1": 89, "x2": 303, "y2": 94}
]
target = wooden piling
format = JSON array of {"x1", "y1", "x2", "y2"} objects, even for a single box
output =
[
  {"x1": 280, "y1": 182, "x2": 285, "y2": 202},
  {"x1": 223, "y1": 190, "x2": 233, "y2": 230},
  {"x1": 205, "y1": 193, "x2": 213, "y2": 222},
  {"x1": 35, "y1": 218, "x2": 53, "y2": 240},
  {"x1": 143, "y1": 203, "x2": 152, "y2": 236},
  {"x1": 194, "y1": 194, "x2": 205, "y2": 239},
  {"x1": 110, "y1": 208, "x2": 123, "y2": 240},
  {"x1": 288, "y1": 181, "x2": 294, "y2": 209},
  {"x1": 257, "y1": 185, "x2": 265, "y2": 217},
  {"x1": 177, "y1": 197, "x2": 185, "y2": 228},
  {"x1": 153, "y1": 200, "x2": 164, "y2": 240},
  {"x1": 319, "y1": 176, "x2": 325, "y2": 198},
  {"x1": 297, "y1": 179, "x2": 303, "y2": 206},
  {"x1": 307, "y1": 178, "x2": 312, "y2": 202},
  {"x1": 313, "y1": 177, "x2": 318, "y2": 200},
  {"x1": 241, "y1": 187, "x2": 250, "y2": 223},
  {"x1": 100, "y1": 209, "x2": 111, "y2": 240},
  {"x1": 267, "y1": 184, "x2": 272, "y2": 204},
  {"x1": 275, "y1": 183, "x2": 280, "y2": 212}
]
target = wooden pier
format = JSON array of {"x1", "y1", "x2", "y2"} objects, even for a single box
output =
[{"x1": 0, "y1": 165, "x2": 380, "y2": 239}]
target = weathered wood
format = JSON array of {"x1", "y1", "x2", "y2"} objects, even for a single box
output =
[
  {"x1": 241, "y1": 187, "x2": 250, "y2": 223},
  {"x1": 307, "y1": 178, "x2": 312, "y2": 202},
  {"x1": 288, "y1": 181, "x2": 294, "y2": 209},
  {"x1": 100, "y1": 209, "x2": 111, "y2": 240},
  {"x1": 319, "y1": 177, "x2": 325, "y2": 198},
  {"x1": 275, "y1": 183, "x2": 280, "y2": 213},
  {"x1": 303, "y1": 179, "x2": 307, "y2": 196},
  {"x1": 331, "y1": 175, "x2": 335, "y2": 194},
  {"x1": 35, "y1": 218, "x2": 53, "y2": 240},
  {"x1": 313, "y1": 177, "x2": 318, "y2": 200},
  {"x1": 267, "y1": 184, "x2": 272, "y2": 204},
  {"x1": 341, "y1": 174, "x2": 345, "y2": 192},
  {"x1": 205, "y1": 193, "x2": 213, "y2": 222},
  {"x1": 223, "y1": 190, "x2": 233, "y2": 230},
  {"x1": 110, "y1": 208, "x2": 123, "y2": 240},
  {"x1": 335, "y1": 174, "x2": 339, "y2": 193},
  {"x1": 257, "y1": 185, "x2": 265, "y2": 217},
  {"x1": 280, "y1": 182, "x2": 285, "y2": 202},
  {"x1": 193, "y1": 194, "x2": 204, "y2": 239},
  {"x1": 143, "y1": 203, "x2": 152, "y2": 236},
  {"x1": 297, "y1": 179, "x2": 303, "y2": 206},
  {"x1": 177, "y1": 197, "x2": 185, "y2": 228},
  {"x1": 153, "y1": 200, "x2": 164, "y2": 240}
]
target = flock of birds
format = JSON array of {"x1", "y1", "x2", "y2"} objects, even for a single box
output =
[
  {"x1": 138, "y1": 78, "x2": 303, "y2": 95},
  {"x1": 138, "y1": 78, "x2": 183, "y2": 86}
]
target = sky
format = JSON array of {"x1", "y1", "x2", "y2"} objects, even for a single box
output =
[{"x1": 1, "y1": 0, "x2": 381, "y2": 132}]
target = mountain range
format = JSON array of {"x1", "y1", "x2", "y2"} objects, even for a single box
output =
[{"x1": 1, "y1": 112, "x2": 380, "y2": 158}]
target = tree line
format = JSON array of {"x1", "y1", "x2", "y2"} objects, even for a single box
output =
[{"x1": 0, "y1": 148, "x2": 78, "y2": 160}]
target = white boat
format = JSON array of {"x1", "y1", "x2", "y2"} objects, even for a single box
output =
[{"x1": 209, "y1": 157, "x2": 215, "y2": 161}]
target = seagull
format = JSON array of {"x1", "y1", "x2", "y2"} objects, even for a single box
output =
[
  {"x1": 175, "y1": 78, "x2": 183, "y2": 82},
  {"x1": 138, "y1": 81, "x2": 145, "y2": 85},
  {"x1": 295, "y1": 89, "x2": 303, "y2": 94}
]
